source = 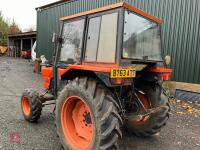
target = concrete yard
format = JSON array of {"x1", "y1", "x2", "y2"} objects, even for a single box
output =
[{"x1": 0, "y1": 56, "x2": 199, "y2": 150}]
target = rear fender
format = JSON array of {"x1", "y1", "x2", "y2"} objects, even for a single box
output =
[
  {"x1": 134, "y1": 67, "x2": 173, "y2": 83},
  {"x1": 58, "y1": 64, "x2": 116, "y2": 87},
  {"x1": 148, "y1": 68, "x2": 173, "y2": 81},
  {"x1": 41, "y1": 67, "x2": 108, "y2": 89},
  {"x1": 60, "y1": 69, "x2": 110, "y2": 87}
]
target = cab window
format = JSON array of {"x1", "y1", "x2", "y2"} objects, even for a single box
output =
[
  {"x1": 85, "y1": 12, "x2": 118, "y2": 63},
  {"x1": 123, "y1": 11, "x2": 162, "y2": 61},
  {"x1": 60, "y1": 19, "x2": 85, "y2": 63}
]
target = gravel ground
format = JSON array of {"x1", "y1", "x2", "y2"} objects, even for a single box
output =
[{"x1": 0, "y1": 56, "x2": 199, "y2": 150}]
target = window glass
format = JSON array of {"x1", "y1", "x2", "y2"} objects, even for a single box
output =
[
  {"x1": 123, "y1": 11, "x2": 162, "y2": 60},
  {"x1": 84, "y1": 12, "x2": 118, "y2": 63},
  {"x1": 85, "y1": 17, "x2": 101, "y2": 61},
  {"x1": 60, "y1": 19, "x2": 84, "y2": 63},
  {"x1": 97, "y1": 13, "x2": 118, "y2": 62}
]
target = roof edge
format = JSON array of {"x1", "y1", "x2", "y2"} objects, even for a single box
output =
[
  {"x1": 36, "y1": 0, "x2": 71, "y2": 10},
  {"x1": 8, "y1": 31, "x2": 37, "y2": 37},
  {"x1": 60, "y1": 2, "x2": 163, "y2": 23},
  {"x1": 60, "y1": 2, "x2": 124, "y2": 21},
  {"x1": 123, "y1": 2, "x2": 163, "y2": 24}
]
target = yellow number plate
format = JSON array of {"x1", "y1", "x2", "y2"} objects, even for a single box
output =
[{"x1": 110, "y1": 68, "x2": 136, "y2": 78}]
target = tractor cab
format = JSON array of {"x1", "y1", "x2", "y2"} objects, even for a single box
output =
[
  {"x1": 60, "y1": 2, "x2": 163, "y2": 65},
  {"x1": 47, "y1": 2, "x2": 172, "y2": 89},
  {"x1": 21, "y1": 2, "x2": 172, "y2": 150}
]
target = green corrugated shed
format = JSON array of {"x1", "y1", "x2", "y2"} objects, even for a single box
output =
[{"x1": 36, "y1": 0, "x2": 200, "y2": 83}]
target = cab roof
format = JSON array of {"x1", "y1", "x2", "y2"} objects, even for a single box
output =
[{"x1": 60, "y1": 2, "x2": 163, "y2": 24}]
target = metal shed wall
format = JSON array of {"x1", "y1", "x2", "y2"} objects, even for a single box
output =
[{"x1": 36, "y1": 0, "x2": 200, "y2": 83}]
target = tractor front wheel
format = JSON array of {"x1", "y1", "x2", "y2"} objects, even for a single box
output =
[
  {"x1": 21, "y1": 89, "x2": 42, "y2": 122},
  {"x1": 56, "y1": 78, "x2": 122, "y2": 150}
]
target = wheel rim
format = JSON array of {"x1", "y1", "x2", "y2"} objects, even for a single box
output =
[
  {"x1": 22, "y1": 96, "x2": 31, "y2": 116},
  {"x1": 61, "y1": 96, "x2": 94, "y2": 150},
  {"x1": 132, "y1": 93, "x2": 151, "y2": 125}
]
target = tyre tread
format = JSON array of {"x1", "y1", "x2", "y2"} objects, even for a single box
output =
[
  {"x1": 56, "y1": 77, "x2": 122, "y2": 150},
  {"x1": 21, "y1": 89, "x2": 42, "y2": 122}
]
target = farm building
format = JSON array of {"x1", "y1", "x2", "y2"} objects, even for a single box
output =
[
  {"x1": 35, "y1": 0, "x2": 200, "y2": 83},
  {"x1": 8, "y1": 31, "x2": 36, "y2": 58}
]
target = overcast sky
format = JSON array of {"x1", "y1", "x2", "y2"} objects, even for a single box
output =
[{"x1": 0, "y1": 0, "x2": 57, "y2": 31}]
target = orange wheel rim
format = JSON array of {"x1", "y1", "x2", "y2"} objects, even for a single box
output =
[
  {"x1": 132, "y1": 93, "x2": 151, "y2": 125},
  {"x1": 22, "y1": 96, "x2": 31, "y2": 116},
  {"x1": 61, "y1": 96, "x2": 94, "y2": 150}
]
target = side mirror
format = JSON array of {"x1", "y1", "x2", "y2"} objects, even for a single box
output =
[{"x1": 164, "y1": 55, "x2": 171, "y2": 66}]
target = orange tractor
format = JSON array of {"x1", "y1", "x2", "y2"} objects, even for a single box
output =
[{"x1": 21, "y1": 2, "x2": 172, "y2": 150}]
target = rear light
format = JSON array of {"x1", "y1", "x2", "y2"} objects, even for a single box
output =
[
  {"x1": 148, "y1": 68, "x2": 173, "y2": 73},
  {"x1": 148, "y1": 67, "x2": 172, "y2": 81},
  {"x1": 110, "y1": 78, "x2": 125, "y2": 85},
  {"x1": 161, "y1": 73, "x2": 171, "y2": 81}
]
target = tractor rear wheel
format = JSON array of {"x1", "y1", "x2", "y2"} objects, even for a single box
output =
[
  {"x1": 55, "y1": 77, "x2": 122, "y2": 150},
  {"x1": 126, "y1": 82, "x2": 170, "y2": 137},
  {"x1": 21, "y1": 89, "x2": 42, "y2": 122}
]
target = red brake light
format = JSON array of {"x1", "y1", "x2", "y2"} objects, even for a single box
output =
[{"x1": 161, "y1": 73, "x2": 171, "y2": 81}]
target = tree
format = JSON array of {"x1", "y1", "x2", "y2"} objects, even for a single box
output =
[
  {"x1": 9, "y1": 19, "x2": 22, "y2": 34},
  {"x1": 0, "y1": 12, "x2": 22, "y2": 46},
  {"x1": 0, "y1": 11, "x2": 9, "y2": 46}
]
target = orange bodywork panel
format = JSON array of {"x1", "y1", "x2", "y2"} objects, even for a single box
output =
[
  {"x1": 59, "y1": 63, "x2": 118, "y2": 76},
  {"x1": 42, "y1": 64, "x2": 118, "y2": 89},
  {"x1": 148, "y1": 68, "x2": 173, "y2": 73},
  {"x1": 60, "y1": 2, "x2": 163, "y2": 24},
  {"x1": 42, "y1": 67, "x2": 53, "y2": 89}
]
